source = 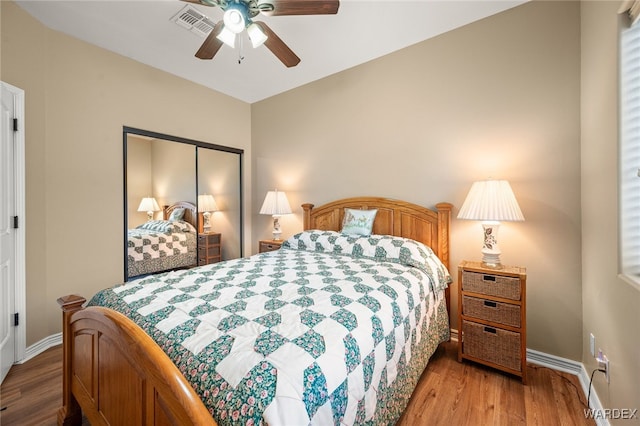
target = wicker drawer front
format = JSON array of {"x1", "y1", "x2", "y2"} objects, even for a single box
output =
[
  {"x1": 462, "y1": 296, "x2": 521, "y2": 327},
  {"x1": 198, "y1": 246, "x2": 221, "y2": 257},
  {"x1": 462, "y1": 271, "x2": 521, "y2": 300},
  {"x1": 198, "y1": 233, "x2": 221, "y2": 245},
  {"x1": 462, "y1": 320, "x2": 522, "y2": 371}
]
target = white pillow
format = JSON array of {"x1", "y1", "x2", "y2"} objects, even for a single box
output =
[{"x1": 341, "y1": 208, "x2": 378, "y2": 236}]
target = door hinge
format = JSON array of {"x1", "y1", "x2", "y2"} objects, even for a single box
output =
[
  {"x1": 14, "y1": 313, "x2": 19, "y2": 327},
  {"x1": 12, "y1": 216, "x2": 18, "y2": 229},
  {"x1": 13, "y1": 118, "x2": 18, "y2": 132}
]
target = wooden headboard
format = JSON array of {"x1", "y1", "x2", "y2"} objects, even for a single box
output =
[
  {"x1": 302, "y1": 197, "x2": 452, "y2": 268},
  {"x1": 163, "y1": 201, "x2": 197, "y2": 229},
  {"x1": 302, "y1": 197, "x2": 453, "y2": 314}
]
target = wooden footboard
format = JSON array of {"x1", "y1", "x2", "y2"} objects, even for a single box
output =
[{"x1": 57, "y1": 295, "x2": 216, "y2": 426}]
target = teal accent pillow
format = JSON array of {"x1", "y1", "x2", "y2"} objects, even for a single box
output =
[
  {"x1": 341, "y1": 208, "x2": 378, "y2": 236},
  {"x1": 169, "y1": 208, "x2": 185, "y2": 221}
]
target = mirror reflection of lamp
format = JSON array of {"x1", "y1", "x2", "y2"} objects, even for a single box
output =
[
  {"x1": 259, "y1": 190, "x2": 292, "y2": 241},
  {"x1": 457, "y1": 179, "x2": 525, "y2": 268},
  {"x1": 198, "y1": 194, "x2": 219, "y2": 233},
  {"x1": 137, "y1": 197, "x2": 160, "y2": 221}
]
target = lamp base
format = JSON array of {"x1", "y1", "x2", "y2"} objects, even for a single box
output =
[
  {"x1": 481, "y1": 257, "x2": 503, "y2": 269},
  {"x1": 203, "y1": 211, "x2": 212, "y2": 233},
  {"x1": 480, "y1": 221, "x2": 503, "y2": 268},
  {"x1": 272, "y1": 215, "x2": 283, "y2": 241}
]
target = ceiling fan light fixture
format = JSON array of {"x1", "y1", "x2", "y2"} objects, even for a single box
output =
[
  {"x1": 216, "y1": 26, "x2": 236, "y2": 48},
  {"x1": 247, "y1": 22, "x2": 268, "y2": 48},
  {"x1": 223, "y1": 8, "x2": 246, "y2": 33}
]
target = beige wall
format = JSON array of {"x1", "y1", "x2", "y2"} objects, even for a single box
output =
[
  {"x1": 252, "y1": 1, "x2": 583, "y2": 360},
  {"x1": 1, "y1": 1, "x2": 252, "y2": 346},
  {"x1": 581, "y1": 1, "x2": 640, "y2": 415},
  {"x1": 126, "y1": 136, "x2": 153, "y2": 228},
  {"x1": 150, "y1": 139, "x2": 197, "y2": 207}
]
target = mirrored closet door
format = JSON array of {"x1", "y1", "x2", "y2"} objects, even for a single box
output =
[{"x1": 123, "y1": 127, "x2": 243, "y2": 282}]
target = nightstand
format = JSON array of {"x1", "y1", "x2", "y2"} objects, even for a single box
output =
[
  {"x1": 198, "y1": 233, "x2": 221, "y2": 266},
  {"x1": 458, "y1": 260, "x2": 527, "y2": 383},
  {"x1": 259, "y1": 239, "x2": 283, "y2": 253}
]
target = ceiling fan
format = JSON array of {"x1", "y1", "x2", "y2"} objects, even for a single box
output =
[{"x1": 183, "y1": 0, "x2": 340, "y2": 67}]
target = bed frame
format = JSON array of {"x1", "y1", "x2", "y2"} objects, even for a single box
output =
[{"x1": 58, "y1": 197, "x2": 452, "y2": 426}]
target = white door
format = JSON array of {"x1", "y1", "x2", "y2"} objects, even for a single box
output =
[{"x1": 0, "y1": 83, "x2": 16, "y2": 384}]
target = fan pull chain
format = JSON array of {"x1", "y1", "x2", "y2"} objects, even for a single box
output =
[{"x1": 238, "y1": 36, "x2": 245, "y2": 64}]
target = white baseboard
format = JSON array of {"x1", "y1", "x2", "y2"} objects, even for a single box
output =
[
  {"x1": 450, "y1": 328, "x2": 459, "y2": 342},
  {"x1": 527, "y1": 348, "x2": 608, "y2": 426},
  {"x1": 18, "y1": 332, "x2": 62, "y2": 364},
  {"x1": 452, "y1": 329, "x2": 608, "y2": 426}
]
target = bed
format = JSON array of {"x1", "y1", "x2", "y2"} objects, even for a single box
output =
[
  {"x1": 127, "y1": 201, "x2": 198, "y2": 278},
  {"x1": 58, "y1": 197, "x2": 452, "y2": 426}
]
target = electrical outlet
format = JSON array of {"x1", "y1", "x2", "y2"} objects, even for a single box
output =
[
  {"x1": 597, "y1": 350, "x2": 610, "y2": 384},
  {"x1": 590, "y1": 333, "x2": 595, "y2": 357}
]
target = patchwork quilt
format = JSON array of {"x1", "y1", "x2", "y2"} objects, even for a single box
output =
[
  {"x1": 127, "y1": 220, "x2": 196, "y2": 262},
  {"x1": 91, "y1": 231, "x2": 451, "y2": 425}
]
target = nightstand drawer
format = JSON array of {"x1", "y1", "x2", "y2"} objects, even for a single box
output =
[
  {"x1": 462, "y1": 295, "x2": 521, "y2": 328},
  {"x1": 198, "y1": 233, "x2": 221, "y2": 245},
  {"x1": 259, "y1": 241, "x2": 282, "y2": 253},
  {"x1": 462, "y1": 320, "x2": 522, "y2": 372},
  {"x1": 462, "y1": 271, "x2": 521, "y2": 300},
  {"x1": 197, "y1": 232, "x2": 222, "y2": 266},
  {"x1": 198, "y1": 245, "x2": 221, "y2": 257}
]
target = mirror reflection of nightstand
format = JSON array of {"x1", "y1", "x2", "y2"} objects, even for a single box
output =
[
  {"x1": 259, "y1": 239, "x2": 283, "y2": 253},
  {"x1": 198, "y1": 233, "x2": 221, "y2": 265}
]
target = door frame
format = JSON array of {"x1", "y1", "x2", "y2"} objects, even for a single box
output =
[{"x1": 2, "y1": 81, "x2": 26, "y2": 364}]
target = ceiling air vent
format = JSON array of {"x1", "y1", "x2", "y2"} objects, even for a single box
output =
[{"x1": 171, "y1": 5, "x2": 215, "y2": 38}]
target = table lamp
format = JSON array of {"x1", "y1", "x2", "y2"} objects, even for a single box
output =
[
  {"x1": 259, "y1": 190, "x2": 292, "y2": 240},
  {"x1": 457, "y1": 179, "x2": 524, "y2": 268},
  {"x1": 137, "y1": 197, "x2": 160, "y2": 221},
  {"x1": 198, "y1": 194, "x2": 219, "y2": 233}
]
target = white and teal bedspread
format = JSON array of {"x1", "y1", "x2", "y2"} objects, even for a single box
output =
[
  {"x1": 91, "y1": 230, "x2": 451, "y2": 425},
  {"x1": 127, "y1": 219, "x2": 197, "y2": 277}
]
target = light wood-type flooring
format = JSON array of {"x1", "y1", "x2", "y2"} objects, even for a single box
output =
[{"x1": 0, "y1": 341, "x2": 594, "y2": 426}]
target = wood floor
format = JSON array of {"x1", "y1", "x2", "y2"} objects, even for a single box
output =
[{"x1": 0, "y1": 341, "x2": 594, "y2": 426}]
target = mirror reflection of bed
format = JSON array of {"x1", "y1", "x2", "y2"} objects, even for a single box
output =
[
  {"x1": 127, "y1": 201, "x2": 199, "y2": 278},
  {"x1": 124, "y1": 127, "x2": 244, "y2": 281}
]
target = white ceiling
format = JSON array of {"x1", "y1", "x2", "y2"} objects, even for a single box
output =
[{"x1": 15, "y1": 0, "x2": 527, "y2": 103}]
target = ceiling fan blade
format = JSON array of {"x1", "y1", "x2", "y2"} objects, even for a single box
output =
[
  {"x1": 195, "y1": 21, "x2": 225, "y2": 60},
  {"x1": 261, "y1": 0, "x2": 339, "y2": 16},
  {"x1": 254, "y1": 21, "x2": 301, "y2": 67}
]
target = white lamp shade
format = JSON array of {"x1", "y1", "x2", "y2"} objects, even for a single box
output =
[
  {"x1": 457, "y1": 180, "x2": 524, "y2": 222},
  {"x1": 260, "y1": 190, "x2": 292, "y2": 215},
  {"x1": 247, "y1": 22, "x2": 268, "y2": 48},
  {"x1": 216, "y1": 26, "x2": 236, "y2": 48},
  {"x1": 137, "y1": 197, "x2": 160, "y2": 213},
  {"x1": 198, "y1": 194, "x2": 219, "y2": 212}
]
